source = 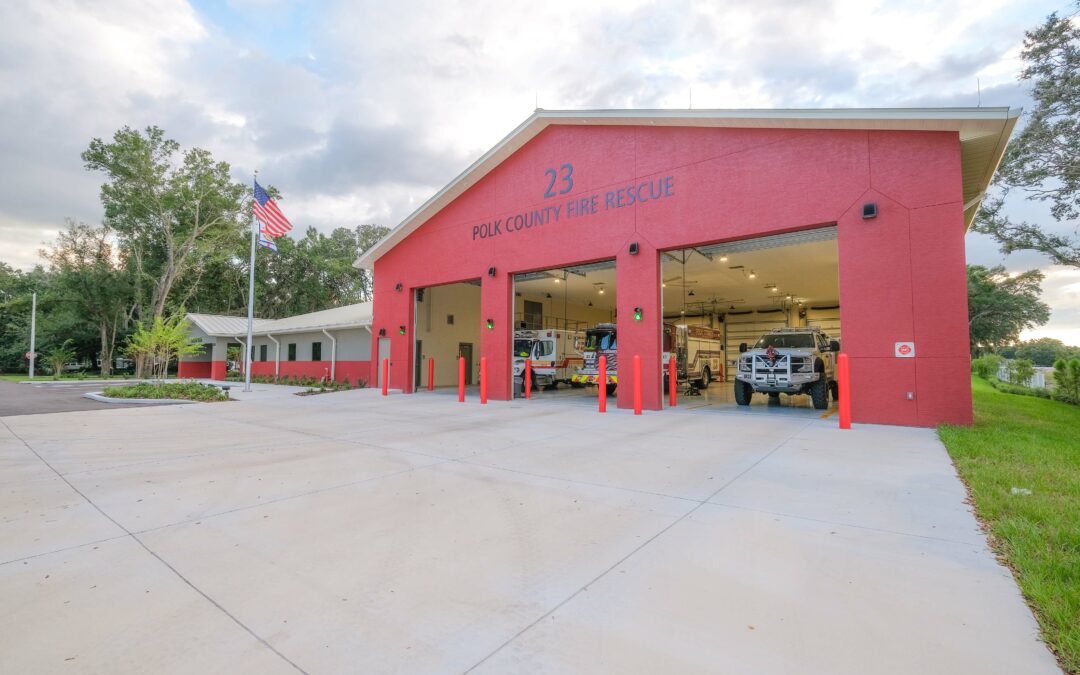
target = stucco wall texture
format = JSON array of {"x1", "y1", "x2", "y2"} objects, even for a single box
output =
[{"x1": 372, "y1": 125, "x2": 972, "y2": 426}]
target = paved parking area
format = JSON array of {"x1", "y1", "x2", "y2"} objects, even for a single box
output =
[
  {"x1": 0, "y1": 389, "x2": 1061, "y2": 674},
  {"x1": 0, "y1": 380, "x2": 145, "y2": 416}
]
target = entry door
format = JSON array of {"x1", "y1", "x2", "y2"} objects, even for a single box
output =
[
  {"x1": 458, "y1": 342, "x2": 473, "y2": 385},
  {"x1": 377, "y1": 338, "x2": 391, "y2": 388},
  {"x1": 415, "y1": 340, "x2": 422, "y2": 388}
]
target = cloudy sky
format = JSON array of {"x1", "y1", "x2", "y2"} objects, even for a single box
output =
[{"x1": 1, "y1": 0, "x2": 1077, "y2": 342}]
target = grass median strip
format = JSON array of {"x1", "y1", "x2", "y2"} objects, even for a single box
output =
[
  {"x1": 940, "y1": 377, "x2": 1080, "y2": 674},
  {"x1": 102, "y1": 382, "x2": 229, "y2": 402}
]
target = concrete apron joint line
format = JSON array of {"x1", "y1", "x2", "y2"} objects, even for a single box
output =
[
  {"x1": 462, "y1": 417, "x2": 815, "y2": 673},
  {"x1": 0, "y1": 418, "x2": 311, "y2": 675}
]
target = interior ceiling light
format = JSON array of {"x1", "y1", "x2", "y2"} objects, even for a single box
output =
[
  {"x1": 553, "y1": 277, "x2": 560, "y2": 283},
  {"x1": 771, "y1": 287, "x2": 779, "y2": 293},
  {"x1": 546, "y1": 293, "x2": 552, "y2": 299},
  {"x1": 598, "y1": 287, "x2": 605, "y2": 295},
  {"x1": 688, "y1": 290, "x2": 695, "y2": 296},
  {"x1": 662, "y1": 283, "x2": 666, "y2": 288},
  {"x1": 748, "y1": 270, "x2": 757, "y2": 279},
  {"x1": 719, "y1": 255, "x2": 728, "y2": 262}
]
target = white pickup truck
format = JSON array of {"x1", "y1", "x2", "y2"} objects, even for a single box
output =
[{"x1": 734, "y1": 328, "x2": 840, "y2": 410}]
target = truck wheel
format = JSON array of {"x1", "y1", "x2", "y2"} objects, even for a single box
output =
[
  {"x1": 605, "y1": 383, "x2": 617, "y2": 396},
  {"x1": 829, "y1": 380, "x2": 839, "y2": 401},
  {"x1": 810, "y1": 377, "x2": 829, "y2": 410},
  {"x1": 697, "y1": 367, "x2": 711, "y2": 389},
  {"x1": 734, "y1": 380, "x2": 753, "y2": 405},
  {"x1": 570, "y1": 381, "x2": 585, "y2": 389}
]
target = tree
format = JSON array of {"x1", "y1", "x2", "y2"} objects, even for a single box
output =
[
  {"x1": 82, "y1": 126, "x2": 248, "y2": 321},
  {"x1": 972, "y1": 5, "x2": 1080, "y2": 267},
  {"x1": 126, "y1": 314, "x2": 201, "y2": 380},
  {"x1": 41, "y1": 220, "x2": 132, "y2": 375},
  {"x1": 967, "y1": 265, "x2": 1050, "y2": 355},
  {"x1": 44, "y1": 340, "x2": 76, "y2": 378},
  {"x1": 1014, "y1": 337, "x2": 1073, "y2": 366},
  {"x1": 1006, "y1": 358, "x2": 1036, "y2": 386},
  {"x1": 1053, "y1": 357, "x2": 1080, "y2": 403}
]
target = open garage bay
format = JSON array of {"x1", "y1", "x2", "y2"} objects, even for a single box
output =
[{"x1": 0, "y1": 389, "x2": 1058, "y2": 674}]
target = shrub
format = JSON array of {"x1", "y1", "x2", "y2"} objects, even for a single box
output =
[
  {"x1": 1006, "y1": 358, "x2": 1036, "y2": 386},
  {"x1": 45, "y1": 340, "x2": 77, "y2": 379},
  {"x1": 102, "y1": 382, "x2": 228, "y2": 402},
  {"x1": 1053, "y1": 357, "x2": 1080, "y2": 404},
  {"x1": 971, "y1": 354, "x2": 1003, "y2": 380}
]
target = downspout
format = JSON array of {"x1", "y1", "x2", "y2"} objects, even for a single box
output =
[
  {"x1": 233, "y1": 336, "x2": 248, "y2": 375},
  {"x1": 321, "y1": 329, "x2": 337, "y2": 382},
  {"x1": 267, "y1": 333, "x2": 280, "y2": 379}
]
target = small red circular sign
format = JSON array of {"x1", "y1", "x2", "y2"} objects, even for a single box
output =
[{"x1": 898, "y1": 344, "x2": 912, "y2": 356}]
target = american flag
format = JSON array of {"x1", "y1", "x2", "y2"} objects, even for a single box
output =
[{"x1": 253, "y1": 180, "x2": 293, "y2": 237}]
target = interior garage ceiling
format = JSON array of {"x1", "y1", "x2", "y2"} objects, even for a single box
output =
[{"x1": 514, "y1": 228, "x2": 839, "y2": 315}]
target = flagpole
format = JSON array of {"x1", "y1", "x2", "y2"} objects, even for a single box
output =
[{"x1": 244, "y1": 170, "x2": 258, "y2": 393}]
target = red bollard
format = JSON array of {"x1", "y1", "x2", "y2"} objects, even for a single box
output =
[
  {"x1": 668, "y1": 357, "x2": 677, "y2": 408},
  {"x1": 480, "y1": 356, "x2": 488, "y2": 405},
  {"x1": 838, "y1": 352, "x2": 851, "y2": 429},
  {"x1": 458, "y1": 356, "x2": 465, "y2": 402},
  {"x1": 598, "y1": 356, "x2": 607, "y2": 413},
  {"x1": 427, "y1": 358, "x2": 434, "y2": 391},
  {"x1": 524, "y1": 359, "x2": 531, "y2": 399},
  {"x1": 381, "y1": 358, "x2": 389, "y2": 396},
  {"x1": 633, "y1": 355, "x2": 642, "y2": 415}
]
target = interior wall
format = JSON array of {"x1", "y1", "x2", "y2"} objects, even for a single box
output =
[
  {"x1": 513, "y1": 292, "x2": 614, "y2": 330},
  {"x1": 416, "y1": 282, "x2": 481, "y2": 387}
]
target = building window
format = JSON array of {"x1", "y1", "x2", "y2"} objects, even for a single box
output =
[
  {"x1": 288, "y1": 343, "x2": 296, "y2": 361},
  {"x1": 259, "y1": 344, "x2": 267, "y2": 362},
  {"x1": 250, "y1": 346, "x2": 256, "y2": 362},
  {"x1": 312, "y1": 341, "x2": 322, "y2": 361}
]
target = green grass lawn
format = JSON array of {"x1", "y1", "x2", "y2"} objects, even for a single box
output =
[
  {"x1": 940, "y1": 377, "x2": 1080, "y2": 673},
  {"x1": 0, "y1": 373, "x2": 137, "y2": 382}
]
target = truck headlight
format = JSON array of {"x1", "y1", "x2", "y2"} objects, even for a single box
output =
[
  {"x1": 739, "y1": 359, "x2": 751, "y2": 372},
  {"x1": 795, "y1": 357, "x2": 813, "y2": 373}
]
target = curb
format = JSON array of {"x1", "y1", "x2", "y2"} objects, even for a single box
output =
[{"x1": 82, "y1": 392, "x2": 196, "y2": 406}]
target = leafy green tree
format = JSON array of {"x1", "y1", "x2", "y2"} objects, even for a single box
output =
[
  {"x1": 44, "y1": 340, "x2": 76, "y2": 378},
  {"x1": 82, "y1": 126, "x2": 248, "y2": 321},
  {"x1": 1052, "y1": 357, "x2": 1080, "y2": 403},
  {"x1": 973, "y1": 5, "x2": 1080, "y2": 267},
  {"x1": 126, "y1": 314, "x2": 201, "y2": 379},
  {"x1": 41, "y1": 220, "x2": 132, "y2": 375},
  {"x1": 1006, "y1": 358, "x2": 1036, "y2": 386},
  {"x1": 1014, "y1": 337, "x2": 1072, "y2": 366},
  {"x1": 967, "y1": 265, "x2": 1051, "y2": 355}
]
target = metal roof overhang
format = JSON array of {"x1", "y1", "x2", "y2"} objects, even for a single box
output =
[{"x1": 355, "y1": 107, "x2": 1021, "y2": 270}]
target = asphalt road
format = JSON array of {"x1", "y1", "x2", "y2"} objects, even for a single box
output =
[{"x1": 0, "y1": 380, "x2": 142, "y2": 416}]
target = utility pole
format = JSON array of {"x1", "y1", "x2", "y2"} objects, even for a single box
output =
[{"x1": 28, "y1": 292, "x2": 36, "y2": 378}]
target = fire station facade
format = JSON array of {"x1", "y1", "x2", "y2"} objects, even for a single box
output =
[{"x1": 357, "y1": 108, "x2": 1018, "y2": 427}]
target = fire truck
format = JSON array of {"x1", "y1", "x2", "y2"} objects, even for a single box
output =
[
  {"x1": 512, "y1": 329, "x2": 584, "y2": 389},
  {"x1": 570, "y1": 323, "x2": 618, "y2": 394},
  {"x1": 663, "y1": 323, "x2": 725, "y2": 389}
]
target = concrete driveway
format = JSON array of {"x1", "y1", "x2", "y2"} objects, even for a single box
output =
[{"x1": 0, "y1": 389, "x2": 1061, "y2": 674}]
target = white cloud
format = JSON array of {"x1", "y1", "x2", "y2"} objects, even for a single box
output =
[{"x1": 1, "y1": 0, "x2": 1077, "y2": 344}]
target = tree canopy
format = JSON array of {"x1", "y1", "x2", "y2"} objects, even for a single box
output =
[
  {"x1": 973, "y1": 4, "x2": 1080, "y2": 267},
  {"x1": 967, "y1": 265, "x2": 1051, "y2": 355},
  {"x1": 0, "y1": 124, "x2": 390, "y2": 374}
]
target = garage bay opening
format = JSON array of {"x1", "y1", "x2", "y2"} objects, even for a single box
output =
[
  {"x1": 512, "y1": 261, "x2": 616, "y2": 402},
  {"x1": 661, "y1": 226, "x2": 841, "y2": 413},
  {"x1": 413, "y1": 280, "x2": 481, "y2": 392}
]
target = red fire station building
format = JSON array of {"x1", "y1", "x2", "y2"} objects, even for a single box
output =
[{"x1": 356, "y1": 108, "x2": 1018, "y2": 427}]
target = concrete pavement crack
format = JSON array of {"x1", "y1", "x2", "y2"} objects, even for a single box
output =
[
  {"x1": 0, "y1": 418, "x2": 310, "y2": 675},
  {"x1": 461, "y1": 418, "x2": 815, "y2": 673}
]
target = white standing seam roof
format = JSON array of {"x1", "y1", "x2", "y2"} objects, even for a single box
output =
[
  {"x1": 186, "y1": 302, "x2": 373, "y2": 338},
  {"x1": 354, "y1": 107, "x2": 1021, "y2": 270}
]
